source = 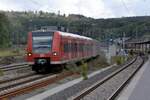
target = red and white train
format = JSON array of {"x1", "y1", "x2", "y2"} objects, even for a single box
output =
[{"x1": 26, "y1": 30, "x2": 100, "y2": 73}]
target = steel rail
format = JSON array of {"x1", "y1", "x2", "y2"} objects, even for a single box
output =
[
  {"x1": 0, "y1": 72, "x2": 35, "y2": 84},
  {"x1": 72, "y1": 56, "x2": 140, "y2": 100},
  {"x1": 0, "y1": 62, "x2": 31, "y2": 71},
  {"x1": 0, "y1": 74, "x2": 47, "y2": 92},
  {"x1": 0, "y1": 72, "x2": 74, "y2": 99},
  {"x1": 107, "y1": 57, "x2": 144, "y2": 100}
]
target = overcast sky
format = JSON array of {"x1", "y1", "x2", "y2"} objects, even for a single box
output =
[{"x1": 0, "y1": 0, "x2": 149, "y2": 19}]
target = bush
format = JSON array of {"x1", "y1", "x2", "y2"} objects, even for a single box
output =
[
  {"x1": 116, "y1": 56, "x2": 122, "y2": 65},
  {"x1": 80, "y1": 61, "x2": 88, "y2": 80},
  {"x1": 112, "y1": 56, "x2": 126, "y2": 65},
  {"x1": 65, "y1": 62, "x2": 80, "y2": 74}
]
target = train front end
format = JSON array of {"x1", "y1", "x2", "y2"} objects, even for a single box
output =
[{"x1": 26, "y1": 30, "x2": 61, "y2": 73}]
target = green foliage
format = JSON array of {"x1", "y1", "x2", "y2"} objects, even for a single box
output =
[
  {"x1": 0, "y1": 69, "x2": 4, "y2": 76},
  {"x1": 0, "y1": 48, "x2": 21, "y2": 57},
  {"x1": 0, "y1": 11, "x2": 150, "y2": 47},
  {"x1": 112, "y1": 56, "x2": 126, "y2": 65},
  {"x1": 0, "y1": 12, "x2": 11, "y2": 47},
  {"x1": 65, "y1": 62, "x2": 80, "y2": 74},
  {"x1": 80, "y1": 61, "x2": 88, "y2": 80}
]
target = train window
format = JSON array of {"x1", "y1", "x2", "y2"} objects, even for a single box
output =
[
  {"x1": 64, "y1": 43, "x2": 69, "y2": 53},
  {"x1": 79, "y1": 43, "x2": 82, "y2": 51},
  {"x1": 71, "y1": 43, "x2": 73, "y2": 52},
  {"x1": 86, "y1": 44, "x2": 88, "y2": 51},
  {"x1": 82, "y1": 44, "x2": 84, "y2": 52},
  {"x1": 32, "y1": 32, "x2": 53, "y2": 53},
  {"x1": 88, "y1": 44, "x2": 90, "y2": 51},
  {"x1": 64, "y1": 44, "x2": 67, "y2": 53},
  {"x1": 71, "y1": 43, "x2": 74, "y2": 52},
  {"x1": 81, "y1": 43, "x2": 83, "y2": 52},
  {"x1": 68, "y1": 42, "x2": 71, "y2": 52},
  {"x1": 75, "y1": 43, "x2": 77, "y2": 52}
]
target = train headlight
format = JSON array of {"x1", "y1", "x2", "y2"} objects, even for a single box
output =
[
  {"x1": 53, "y1": 52, "x2": 57, "y2": 56},
  {"x1": 28, "y1": 53, "x2": 32, "y2": 56}
]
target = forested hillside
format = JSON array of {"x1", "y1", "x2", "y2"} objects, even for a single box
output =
[
  {"x1": 0, "y1": 12, "x2": 11, "y2": 47},
  {"x1": 0, "y1": 11, "x2": 149, "y2": 47}
]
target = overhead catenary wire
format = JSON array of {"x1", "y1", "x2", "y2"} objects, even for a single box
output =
[
  {"x1": 30, "y1": 0, "x2": 42, "y2": 6},
  {"x1": 30, "y1": 0, "x2": 43, "y2": 11},
  {"x1": 120, "y1": 0, "x2": 131, "y2": 15}
]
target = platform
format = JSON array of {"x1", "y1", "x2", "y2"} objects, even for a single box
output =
[{"x1": 117, "y1": 55, "x2": 150, "y2": 100}]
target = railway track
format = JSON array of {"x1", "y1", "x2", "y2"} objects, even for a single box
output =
[
  {"x1": 71, "y1": 56, "x2": 144, "y2": 100},
  {"x1": 0, "y1": 72, "x2": 35, "y2": 84},
  {"x1": 0, "y1": 73, "x2": 48, "y2": 95},
  {"x1": 0, "y1": 71, "x2": 74, "y2": 99},
  {"x1": 0, "y1": 62, "x2": 31, "y2": 71}
]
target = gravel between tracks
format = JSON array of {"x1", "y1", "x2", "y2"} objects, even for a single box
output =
[
  {"x1": 0, "y1": 74, "x2": 56, "y2": 96},
  {"x1": 81, "y1": 57, "x2": 143, "y2": 100},
  {"x1": 41, "y1": 58, "x2": 136, "y2": 100},
  {"x1": 0, "y1": 74, "x2": 42, "y2": 91},
  {"x1": 0, "y1": 66, "x2": 33, "y2": 81}
]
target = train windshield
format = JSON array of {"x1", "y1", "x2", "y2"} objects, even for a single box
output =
[{"x1": 32, "y1": 32, "x2": 53, "y2": 53}]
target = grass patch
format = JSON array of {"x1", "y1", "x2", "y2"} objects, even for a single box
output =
[
  {"x1": 0, "y1": 69, "x2": 4, "y2": 76},
  {"x1": 65, "y1": 61, "x2": 88, "y2": 80},
  {"x1": 0, "y1": 48, "x2": 25, "y2": 57},
  {"x1": 87, "y1": 55, "x2": 109, "y2": 70},
  {"x1": 65, "y1": 62, "x2": 81, "y2": 74},
  {"x1": 111, "y1": 56, "x2": 127, "y2": 65},
  {"x1": 65, "y1": 55, "x2": 109, "y2": 80},
  {"x1": 0, "y1": 50, "x2": 16, "y2": 57},
  {"x1": 80, "y1": 61, "x2": 88, "y2": 80}
]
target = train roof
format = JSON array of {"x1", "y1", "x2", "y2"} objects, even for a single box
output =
[
  {"x1": 31, "y1": 30, "x2": 95, "y2": 41},
  {"x1": 58, "y1": 31, "x2": 93, "y2": 40},
  {"x1": 32, "y1": 30, "x2": 55, "y2": 33}
]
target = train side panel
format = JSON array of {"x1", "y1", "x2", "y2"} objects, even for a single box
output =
[
  {"x1": 51, "y1": 32, "x2": 61, "y2": 64},
  {"x1": 26, "y1": 32, "x2": 33, "y2": 62},
  {"x1": 26, "y1": 30, "x2": 100, "y2": 73}
]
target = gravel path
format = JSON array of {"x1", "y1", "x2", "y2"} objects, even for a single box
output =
[{"x1": 0, "y1": 66, "x2": 33, "y2": 81}]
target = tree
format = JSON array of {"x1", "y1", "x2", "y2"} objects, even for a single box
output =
[{"x1": 0, "y1": 12, "x2": 11, "y2": 47}]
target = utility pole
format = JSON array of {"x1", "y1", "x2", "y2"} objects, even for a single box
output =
[
  {"x1": 135, "y1": 26, "x2": 138, "y2": 39},
  {"x1": 122, "y1": 32, "x2": 125, "y2": 50}
]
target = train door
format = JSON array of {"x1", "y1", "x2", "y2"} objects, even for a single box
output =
[
  {"x1": 60, "y1": 36, "x2": 64, "y2": 60},
  {"x1": 72, "y1": 39, "x2": 75, "y2": 59},
  {"x1": 68, "y1": 39, "x2": 72, "y2": 60},
  {"x1": 75, "y1": 41, "x2": 78, "y2": 58},
  {"x1": 81, "y1": 41, "x2": 84, "y2": 58},
  {"x1": 78, "y1": 40, "x2": 81, "y2": 59},
  {"x1": 63, "y1": 37, "x2": 71, "y2": 62},
  {"x1": 62, "y1": 37, "x2": 67, "y2": 61},
  {"x1": 85, "y1": 41, "x2": 88, "y2": 58},
  {"x1": 76, "y1": 41, "x2": 79, "y2": 59}
]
